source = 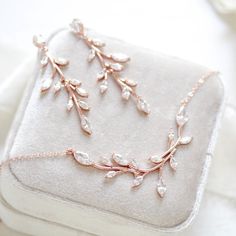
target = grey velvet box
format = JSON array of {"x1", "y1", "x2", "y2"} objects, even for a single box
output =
[{"x1": 0, "y1": 28, "x2": 224, "y2": 236}]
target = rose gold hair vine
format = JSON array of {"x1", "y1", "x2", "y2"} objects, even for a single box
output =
[
  {"x1": 1, "y1": 71, "x2": 217, "y2": 198},
  {"x1": 70, "y1": 19, "x2": 151, "y2": 115},
  {"x1": 33, "y1": 35, "x2": 92, "y2": 135}
]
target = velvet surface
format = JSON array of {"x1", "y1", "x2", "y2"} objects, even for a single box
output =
[{"x1": 4, "y1": 29, "x2": 223, "y2": 229}]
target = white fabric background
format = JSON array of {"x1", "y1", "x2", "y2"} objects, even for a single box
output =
[{"x1": 0, "y1": 0, "x2": 235, "y2": 235}]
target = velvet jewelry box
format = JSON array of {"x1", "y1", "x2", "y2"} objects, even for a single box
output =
[{"x1": 0, "y1": 25, "x2": 224, "y2": 236}]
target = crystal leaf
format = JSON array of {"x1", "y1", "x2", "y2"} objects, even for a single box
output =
[
  {"x1": 92, "y1": 39, "x2": 105, "y2": 47},
  {"x1": 111, "y1": 53, "x2": 130, "y2": 63},
  {"x1": 176, "y1": 114, "x2": 189, "y2": 126},
  {"x1": 74, "y1": 151, "x2": 93, "y2": 166},
  {"x1": 97, "y1": 71, "x2": 106, "y2": 80},
  {"x1": 54, "y1": 81, "x2": 61, "y2": 93},
  {"x1": 137, "y1": 98, "x2": 150, "y2": 114},
  {"x1": 121, "y1": 87, "x2": 131, "y2": 100},
  {"x1": 150, "y1": 155, "x2": 162, "y2": 164},
  {"x1": 129, "y1": 159, "x2": 138, "y2": 169},
  {"x1": 179, "y1": 136, "x2": 192, "y2": 145},
  {"x1": 54, "y1": 57, "x2": 69, "y2": 66},
  {"x1": 70, "y1": 79, "x2": 81, "y2": 87},
  {"x1": 33, "y1": 35, "x2": 46, "y2": 48},
  {"x1": 112, "y1": 153, "x2": 129, "y2": 166},
  {"x1": 41, "y1": 79, "x2": 52, "y2": 92},
  {"x1": 81, "y1": 116, "x2": 92, "y2": 135},
  {"x1": 76, "y1": 87, "x2": 88, "y2": 97},
  {"x1": 70, "y1": 19, "x2": 83, "y2": 34},
  {"x1": 78, "y1": 100, "x2": 90, "y2": 111},
  {"x1": 67, "y1": 98, "x2": 73, "y2": 111},
  {"x1": 105, "y1": 171, "x2": 117, "y2": 178},
  {"x1": 100, "y1": 156, "x2": 113, "y2": 167},
  {"x1": 88, "y1": 49, "x2": 96, "y2": 62},
  {"x1": 40, "y1": 55, "x2": 48, "y2": 67},
  {"x1": 157, "y1": 178, "x2": 166, "y2": 198},
  {"x1": 124, "y1": 79, "x2": 137, "y2": 87},
  {"x1": 170, "y1": 157, "x2": 178, "y2": 171},
  {"x1": 100, "y1": 80, "x2": 108, "y2": 94},
  {"x1": 168, "y1": 129, "x2": 175, "y2": 142},
  {"x1": 110, "y1": 63, "x2": 124, "y2": 72},
  {"x1": 133, "y1": 176, "x2": 144, "y2": 187}
]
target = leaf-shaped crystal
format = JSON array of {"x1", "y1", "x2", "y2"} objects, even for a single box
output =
[
  {"x1": 179, "y1": 136, "x2": 192, "y2": 145},
  {"x1": 150, "y1": 155, "x2": 162, "y2": 164},
  {"x1": 78, "y1": 100, "x2": 90, "y2": 111},
  {"x1": 133, "y1": 176, "x2": 144, "y2": 187},
  {"x1": 112, "y1": 153, "x2": 129, "y2": 166},
  {"x1": 170, "y1": 157, "x2": 178, "y2": 171},
  {"x1": 129, "y1": 159, "x2": 138, "y2": 169},
  {"x1": 81, "y1": 116, "x2": 92, "y2": 135},
  {"x1": 124, "y1": 79, "x2": 137, "y2": 87},
  {"x1": 76, "y1": 87, "x2": 88, "y2": 97},
  {"x1": 100, "y1": 80, "x2": 108, "y2": 94},
  {"x1": 100, "y1": 156, "x2": 113, "y2": 167},
  {"x1": 88, "y1": 49, "x2": 96, "y2": 62},
  {"x1": 70, "y1": 19, "x2": 84, "y2": 34},
  {"x1": 137, "y1": 98, "x2": 150, "y2": 114},
  {"x1": 121, "y1": 87, "x2": 131, "y2": 100},
  {"x1": 176, "y1": 114, "x2": 189, "y2": 126},
  {"x1": 74, "y1": 151, "x2": 93, "y2": 166},
  {"x1": 54, "y1": 81, "x2": 61, "y2": 93},
  {"x1": 54, "y1": 57, "x2": 69, "y2": 66},
  {"x1": 67, "y1": 98, "x2": 73, "y2": 111},
  {"x1": 110, "y1": 63, "x2": 124, "y2": 72},
  {"x1": 41, "y1": 79, "x2": 52, "y2": 92},
  {"x1": 70, "y1": 79, "x2": 81, "y2": 86},
  {"x1": 33, "y1": 35, "x2": 46, "y2": 48},
  {"x1": 97, "y1": 71, "x2": 106, "y2": 80},
  {"x1": 92, "y1": 39, "x2": 105, "y2": 47},
  {"x1": 40, "y1": 55, "x2": 48, "y2": 67},
  {"x1": 105, "y1": 171, "x2": 117, "y2": 178},
  {"x1": 111, "y1": 53, "x2": 130, "y2": 63},
  {"x1": 157, "y1": 178, "x2": 166, "y2": 198}
]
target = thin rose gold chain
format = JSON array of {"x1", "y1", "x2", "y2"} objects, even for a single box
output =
[{"x1": 0, "y1": 71, "x2": 218, "y2": 175}]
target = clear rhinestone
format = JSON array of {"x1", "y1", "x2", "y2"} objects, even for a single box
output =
[
  {"x1": 78, "y1": 100, "x2": 90, "y2": 111},
  {"x1": 157, "y1": 178, "x2": 166, "y2": 198},
  {"x1": 179, "y1": 136, "x2": 192, "y2": 145},
  {"x1": 105, "y1": 171, "x2": 117, "y2": 178},
  {"x1": 54, "y1": 57, "x2": 69, "y2": 66},
  {"x1": 33, "y1": 35, "x2": 46, "y2": 48},
  {"x1": 111, "y1": 53, "x2": 130, "y2": 63},
  {"x1": 67, "y1": 98, "x2": 73, "y2": 111},
  {"x1": 100, "y1": 81, "x2": 108, "y2": 94},
  {"x1": 54, "y1": 81, "x2": 61, "y2": 93},
  {"x1": 137, "y1": 98, "x2": 150, "y2": 114},
  {"x1": 87, "y1": 49, "x2": 96, "y2": 62},
  {"x1": 81, "y1": 116, "x2": 92, "y2": 135},
  {"x1": 76, "y1": 87, "x2": 88, "y2": 97},
  {"x1": 133, "y1": 176, "x2": 144, "y2": 187},
  {"x1": 40, "y1": 56, "x2": 48, "y2": 67},
  {"x1": 92, "y1": 39, "x2": 105, "y2": 47},
  {"x1": 41, "y1": 79, "x2": 52, "y2": 92},
  {"x1": 70, "y1": 19, "x2": 84, "y2": 34},
  {"x1": 123, "y1": 78, "x2": 137, "y2": 87},
  {"x1": 110, "y1": 63, "x2": 124, "y2": 72},
  {"x1": 74, "y1": 151, "x2": 93, "y2": 166},
  {"x1": 150, "y1": 155, "x2": 162, "y2": 164},
  {"x1": 100, "y1": 156, "x2": 113, "y2": 167},
  {"x1": 176, "y1": 114, "x2": 188, "y2": 126},
  {"x1": 170, "y1": 157, "x2": 178, "y2": 171},
  {"x1": 70, "y1": 79, "x2": 81, "y2": 86},
  {"x1": 97, "y1": 71, "x2": 106, "y2": 80},
  {"x1": 112, "y1": 153, "x2": 129, "y2": 166},
  {"x1": 121, "y1": 87, "x2": 131, "y2": 100}
]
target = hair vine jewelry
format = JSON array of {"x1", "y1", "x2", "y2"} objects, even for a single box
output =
[
  {"x1": 33, "y1": 35, "x2": 92, "y2": 135},
  {"x1": 70, "y1": 19, "x2": 151, "y2": 115},
  {"x1": 2, "y1": 71, "x2": 218, "y2": 198}
]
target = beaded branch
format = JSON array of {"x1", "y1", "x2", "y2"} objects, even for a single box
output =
[
  {"x1": 0, "y1": 71, "x2": 217, "y2": 198},
  {"x1": 33, "y1": 35, "x2": 92, "y2": 135},
  {"x1": 70, "y1": 19, "x2": 151, "y2": 115}
]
